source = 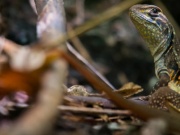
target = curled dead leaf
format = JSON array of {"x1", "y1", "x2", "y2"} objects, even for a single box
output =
[
  {"x1": 115, "y1": 82, "x2": 143, "y2": 98},
  {"x1": 67, "y1": 85, "x2": 89, "y2": 96}
]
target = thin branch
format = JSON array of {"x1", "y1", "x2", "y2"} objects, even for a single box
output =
[
  {"x1": 66, "y1": 95, "x2": 149, "y2": 109},
  {"x1": 67, "y1": 43, "x2": 115, "y2": 90},
  {"x1": 67, "y1": 24, "x2": 93, "y2": 63},
  {"x1": 58, "y1": 105, "x2": 131, "y2": 116}
]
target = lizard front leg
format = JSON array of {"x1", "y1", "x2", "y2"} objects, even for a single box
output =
[
  {"x1": 172, "y1": 36, "x2": 180, "y2": 82},
  {"x1": 153, "y1": 57, "x2": 170, "y2": 90}
]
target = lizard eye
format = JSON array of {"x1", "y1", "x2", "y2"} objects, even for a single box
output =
[
  {"x1": 149, "y1": 8, "x2": 161, "y2": 17},
  {"x1": 151, "y1": 8, "x2": 159, "y2": 13}
]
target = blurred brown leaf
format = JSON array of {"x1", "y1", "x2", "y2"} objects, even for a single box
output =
[
  {"x1": 0, "y1": 67, "x2": 42, "y2": 99},
  {"x1": 115, "y1": 82, "x2": 143, "y2": 98}
]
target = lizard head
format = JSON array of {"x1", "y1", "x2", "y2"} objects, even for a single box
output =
[{"x1": 129, "y1": 4, "x2": 173, "y2": 61}]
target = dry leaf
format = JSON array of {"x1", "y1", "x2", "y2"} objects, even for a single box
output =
[
  {"x1": 168, "y1": 81, "x2": 180, "y2": 94},
  {"x1": 99, "y1": 114, "x2": 109, "y2": 122},
  {"x1": 67, "y1": 85, "x2": 89, "y2": 96},
  {"x1": 115, "y1": 82, "x2": 143, "y2": 98},
  {"x1": 0, "y1": 68, "x2": 42, "y2": 99}
]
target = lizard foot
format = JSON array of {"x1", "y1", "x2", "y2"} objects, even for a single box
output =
[
  {"x1": 152, "y1": 73, "x2": 170, "y2": 92},
  {"x1": 153, "y1": 79, "x2": 169, "y2": 92}
]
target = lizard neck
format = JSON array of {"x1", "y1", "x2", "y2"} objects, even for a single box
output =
[
  {"x1": 152, "y1": 33, "x2": 172, "y2": 62},
  {"x1": 147, "y1": 25, "x2": 174, "y2": 63},
  {"x1": 171, "y1": 29, "x2": 180, "y2": 66}
]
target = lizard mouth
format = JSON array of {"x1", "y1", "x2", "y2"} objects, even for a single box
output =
[
  {"x1": 137, "y1": 13, "x2": 153, "y2": 23},
  {"x1": 130, "y1": 11, "x2": 154, "y2": 25},
  {"x1": 130, "y1": 11, "x2": 163, "y2": 32}
]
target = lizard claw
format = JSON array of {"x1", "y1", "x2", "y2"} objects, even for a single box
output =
[
  {"x1": 153, "y1": 79, "x2": 169, "y2": 92},
  {"x1": 152, "y1": 73, "x2": 170, "y2": 92}
]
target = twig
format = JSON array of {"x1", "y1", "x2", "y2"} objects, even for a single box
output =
[
  {"x1": 72, "y1": 0, "x2": 85, "y2": 26},
  {"x1": 67, "y1": 43, "x2": 115, "y2": 89},
  {"x1": 66, "y1": 95, "x2": 149, "y2": 109},
  {"x1": 58, "y1": 105, "x2": 131, "y2": 116},
  {"x1": 67, "y1": 24, "x2": 93, "y2": 63},
  {"x1": 66, "y1": 95, "x2": 116, "y2": 109}
]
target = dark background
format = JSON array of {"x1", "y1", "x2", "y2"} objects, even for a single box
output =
[{"x1": 0, "y1": 0, "x2": 179, "y2": 94}]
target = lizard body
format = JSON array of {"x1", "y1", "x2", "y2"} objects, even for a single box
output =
[
  {"x1": 129, "y1": 4, "x2": 180, "y2": 88},
  {"x1": 129, "y1": 4, "x2": 180, "y2": 109}
]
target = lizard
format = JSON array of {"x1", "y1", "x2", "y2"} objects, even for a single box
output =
[{"x1": 129, "y1": 4, "x2": 180, "y2": 109}]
